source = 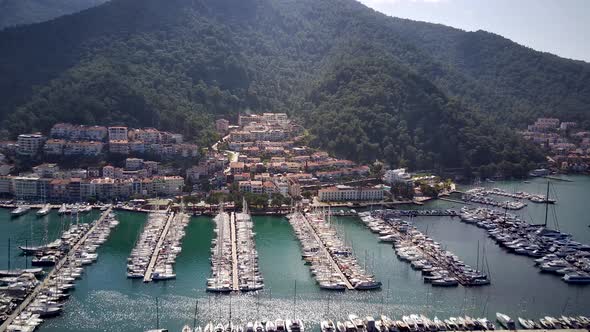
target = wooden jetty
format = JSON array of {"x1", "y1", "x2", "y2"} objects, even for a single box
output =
[
  {"x1": 298, "y1": 212, "x2": 354, "y2": 290},
  {"x1": 143, "y1": 210, "x2": 175, "y2": 282},
  {"x1": 0, "y1": 208, "x2": 113, "y2": 332}
]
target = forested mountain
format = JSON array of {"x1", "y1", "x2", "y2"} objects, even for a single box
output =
[
  {"x1": 0, "y1": 0, "x2": 108, "y2": 29},
  {"x1": 0, "y1": 0, "x2": 586, "y2": 172}
]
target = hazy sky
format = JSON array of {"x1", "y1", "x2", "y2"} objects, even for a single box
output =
[{"x1": 357, "y1": 0, "x2": 590, "y2": 62}]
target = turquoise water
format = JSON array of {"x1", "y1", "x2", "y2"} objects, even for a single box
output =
[{"x1": 0, "y1": 175, "x2": 588, "y2": 331}]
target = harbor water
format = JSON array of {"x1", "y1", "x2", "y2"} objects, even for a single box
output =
[{"x1": 0, "y1": 176, "x2": 589, "y2": 331}]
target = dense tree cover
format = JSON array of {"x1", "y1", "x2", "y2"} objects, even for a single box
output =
[
  {"x1": 0, "y1": 0, "x2": 583, "y2": 170},
  {"x1": 0, "y1": 0, "x2": 107, "y2": 29},
  {"x1": 304, "y1": 54, "x2": 544, "y2": 170}
]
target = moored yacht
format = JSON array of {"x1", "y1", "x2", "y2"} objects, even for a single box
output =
[
  {"x1": 11, "y1": 205, "x2": 31, "y2": 217},
  {"x1": 562, "y1": 272, "x2": 590, "y2": 284},
  {"x1": 496, "y1": 313, "x2": 515, "y2": 330},
  {"x1": 36, "y1": 204, "x2": 51, "y2": 217}
]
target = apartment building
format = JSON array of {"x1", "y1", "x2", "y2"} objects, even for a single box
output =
[
  {"x1": 17, "y1": 134, "x2": 46, "y2": 156},
  {"x1": 318, "y1": 185, "x2": 384, "y2": 202},
  {"x1": 108, "y1": 126, "x2": 129, "y2": 141}
]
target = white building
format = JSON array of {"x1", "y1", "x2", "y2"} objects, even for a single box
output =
[
  {"x1": 17, "y1": 134, "x2": 45, "y2": 156},
  {"x1": 12, "y1": 176, "x2": 40, "y2": 201},
  {"x1": 108, "y1": 126, "x2": 128, "y2": 141},
  {"x1": 383, "y1": 168, "x2": 412, "y2": 185},
  {"x1": 125, "y1": 158, "x2": 144, "y2": 171},
  {"x1": 318, "y1": 185, "x2": 384, "y2": 202}
]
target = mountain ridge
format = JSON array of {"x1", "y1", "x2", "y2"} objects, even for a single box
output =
[
  {"x1": 0, "y1": 0, "x2": 109, "y2": 29},
  {"x1": 1, "y1": 0, "x2": 584, "y2": 173}
]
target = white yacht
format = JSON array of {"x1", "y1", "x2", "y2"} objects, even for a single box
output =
[
  {"x1": 496, "y1": 313, "x2": 515, "y2": 330},
  {"x1": 36, "y1": 204, "x2": 51, "y2": 217},
  {"x1": 562, "y1": 273, "x2": 590, "y2": 284},
  {"x1": 11, "y1": 205, "x2": 31, "y2": 217}
]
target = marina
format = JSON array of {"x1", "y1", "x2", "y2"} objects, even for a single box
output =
[
  {"x1": 481, "y1": 187, "x2": 556, "y2": 204},
  {"x1": 461, "y1": 191, "x2": 527, "y2": 210},
  {"x1": 0, "y1": 177, "x2": 586, "y2": 331},
  {"x1": 0, "y1": 208, "x2": 117, "y2": 332},
  {"x1": 459, "y1": 206, "x2": 590, "y2": 284},
  {"x1": 126, "y1": 210, "x2": 174, "y2": 280},
  {"x1": 359, "y1": 211, "x2": 490, "y2": 287},
  {"x1": 234, "y1": 202, "x2": 264, "y2": 292},
  {"x1": 289, "y1": 211, "x2": 382, "y2": 291},
  {"x1": 206, "y1": 202, "x2": 264, "y2": 293},
  {"x1": 207, "y1": 208, "x2": 233, "y2": 292},
  {"x1": 149, "y1": 212, "x2": 190, "y2": 282}
]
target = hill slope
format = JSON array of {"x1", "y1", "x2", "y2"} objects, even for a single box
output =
[
  {"x1": 0, "y1": 0, "x2": 581, "y2": 172},
  {"x1": 0, "y1": 0, "x2": 108, "y2": 29}
]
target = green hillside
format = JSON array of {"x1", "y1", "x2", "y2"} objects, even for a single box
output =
[{"x1": 1, "y1": 0, "x2": 584, "y2": 172}]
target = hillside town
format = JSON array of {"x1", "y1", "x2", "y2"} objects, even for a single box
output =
[
  {"x1": 0, "y1": 124, "x2": 194, "y2": 202},
  {"x1": 521, "y1": 117, "x2": 590, "y2": 174},
  {"x1": 0, "y1": 113, "x2": 453, "y2": 209}
]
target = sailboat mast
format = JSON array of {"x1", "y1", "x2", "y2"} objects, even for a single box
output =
[
  {"x1": 293, "y1": 280, "x2": 297, "y2": 319},
  {"x1": 7, "y1": 238, "x2": 10, "y2": 271},
  {"x1": 193, "y1": 299, "x2": 198, "y2": 330},
  {"x1": 476, "y1": 240, "x2": 480, "y2": 271},
  {"x1": 544, "y1": 181, "x2": 550, "y2": 227}
]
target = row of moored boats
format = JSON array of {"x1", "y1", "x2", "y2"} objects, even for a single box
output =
[
  {"x1": 234, "y1": 204, "x2": 264, "y2": 291},
  {"x1": 172, "y1": 313, "x2": 590, "y2": 332},
  {"x1": 127, "y1": 212, "x2": 171, "y2": 279},
  {"x1": 460, "y1": 207, "x2": 590, "y2": 284},
  {"x1": 151, "y1": 213, "x2": 190, "y2": 281},
  {"x1": 6, "y1": 210, "x2": 118, "y2": 332},
  {"x1": 288, "y1": 211, "x2": 381, "y2": 291},
  {"x1": 359, "y1": 211, "x2": 490, "y2": 287}
]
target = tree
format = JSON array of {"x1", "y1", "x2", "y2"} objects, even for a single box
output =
[
  {"x1": 419, "y1": 183, "x2": 439, "y2": 198},
  {"x1": 391, "y1": 182, "x2": 414, "y2": 200}
]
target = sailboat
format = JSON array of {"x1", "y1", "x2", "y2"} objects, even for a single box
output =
[
  {"x1": 0, "y1": 238, "x2": 43, "y2": 276},
  {"x1": 145, "y1": 297, "x2": 168, "y2": 332},
  {"x1": 182, "y1": 299, "x2": 202, "y2": 332}
]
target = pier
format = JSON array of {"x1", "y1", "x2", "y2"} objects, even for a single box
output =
[
  {"x1": 206, "y1": 209, "x2": 233, "y2": 292},
  {"x1": 230, "y1": 212, "x2": 239, "y2": 291},
  {"x1": 143, "y1": 210, "x2": 175, "y2": 282},
  {"x1": 298, "y1": 212, "x2": 354, "y2": 290},
  {"x1": 0, "y1": 208, "x2": 114, "y2": 332},
  {"x1": 233, "y1": 202, "x2": 264, "y2": 291},
  {"x1": 127, "y1": 210, "x2": 172, "y2": 279},
  {"x1": 360, "y1": 211, "x2": 490, "y2": 287}
]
